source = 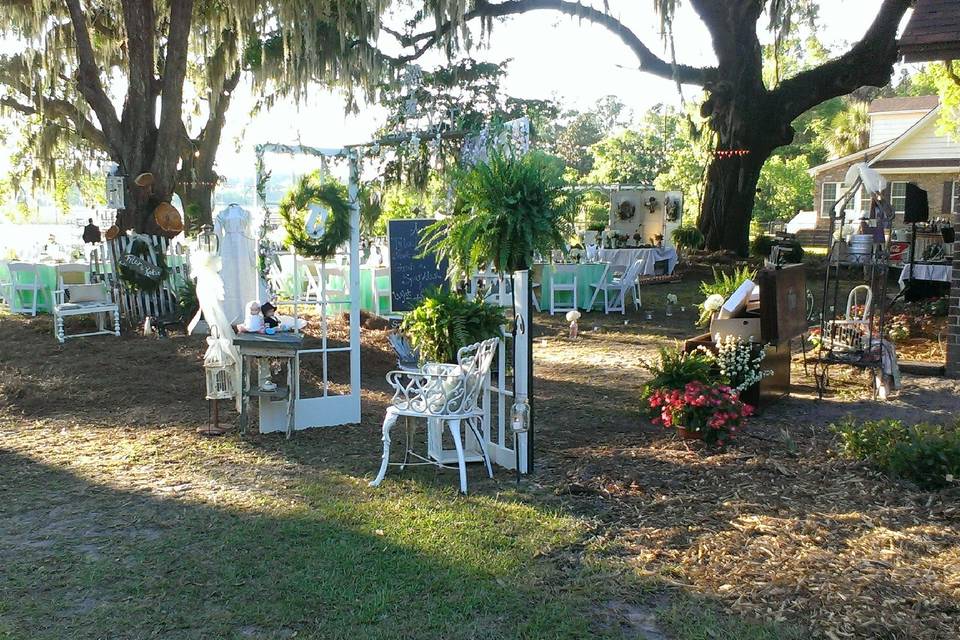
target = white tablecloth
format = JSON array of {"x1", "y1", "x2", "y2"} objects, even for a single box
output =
[
  {"x1": 898, "y1": 263, "x2": 952, "y2": 290},
  {"x1": 598, "y1": 247, "x2": 678, "y2": 275}
]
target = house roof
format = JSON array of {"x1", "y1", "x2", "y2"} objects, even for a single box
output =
[
  {"x1": 807, "y1": 142, "x2": 890, "y2": 176},
  {"x1": 866, "y1": 104, "x2": 954, "y2": 168},
  {"x1": 899, "y1": 0, "x2": 960, "y2": 63},
  {"x1": 867, "y1": 95, "x2": 939, "y2": 114}
]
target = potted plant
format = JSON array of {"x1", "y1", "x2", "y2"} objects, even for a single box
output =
[
  {"x1": 423, "y1": 149, "x2": 577, "y2": 279},
  {"x1": 648, "y1": 381, "x2": 752, "y2": 444},
  {"x1": 640, "y1": 345, "x2": 718, "y2": 418},
  {"x1": 400, "y1": 290, "x2": 506, "y2": 364}
]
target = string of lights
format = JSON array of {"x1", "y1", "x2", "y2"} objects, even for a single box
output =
[{"x1": 714, "y1": 149, "x2": 751, "y2": 159}]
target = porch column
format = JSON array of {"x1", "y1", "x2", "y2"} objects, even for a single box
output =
[{"x1": 949, "y1": 257, "x2": 960, "y2": 378}]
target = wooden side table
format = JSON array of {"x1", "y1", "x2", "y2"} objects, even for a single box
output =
[{"x1": 233, "y1": 333, "x2": 304, "y2": 438}]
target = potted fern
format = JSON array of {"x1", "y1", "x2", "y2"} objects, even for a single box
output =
[
  {"x1": 400, "y1": 290, "x2": 506, "y2": 364},
  {"x1": 422, "y1": 149, "x2": 577, "y2": 277}
]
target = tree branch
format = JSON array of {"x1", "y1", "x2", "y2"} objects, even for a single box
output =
[
  {"x1": 151, "y1": 0, "x2": 195, "y2": 193},
  {"x1": 63, "y1": 0, "x2": 123, "y2": 151},
  {"x1": 400, "y1": 0, "x2": 714, "y2": 85},
  {"x1": 0, "y1": 95, "x2": 109, "y2": 151},
  {"x1": 944, "y1": 60, "x2": 960, "y2": 88},
  {"x1": 194, "y1": 66, "x2": 241, "y2": 173},
  {"x1": 773, "y1": 0, "x2": 911, "y2": 122}
]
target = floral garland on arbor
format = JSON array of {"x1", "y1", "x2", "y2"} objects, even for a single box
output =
[{"x1": 278, "y1": 172, "x2": 352, "y2": 260}]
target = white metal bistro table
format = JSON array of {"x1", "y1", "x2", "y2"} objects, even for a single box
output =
[{"x1": 234, "y1": 333, "x2": 303, "y2": 438}]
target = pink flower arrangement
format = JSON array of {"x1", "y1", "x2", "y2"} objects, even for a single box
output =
[{"x1": 648, "y1": 380, "x2": 753, "y2": 444}]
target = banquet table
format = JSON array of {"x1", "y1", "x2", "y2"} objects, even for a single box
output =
[
  {"x1": 534, "y1": 263, "x2": 610, "y2": 311},
  {"x1": 898, "y1": 262, "x2": 953, "y2": 290},
  {"x1": 275, "y1": 257, "x2": 391, "y2": 314},
  {"x1": 0, "y1": 262, "x2": 59, "y2": 313},
  {"x1": 598, "y1": 247, "x2": 678, "y2": 276}
]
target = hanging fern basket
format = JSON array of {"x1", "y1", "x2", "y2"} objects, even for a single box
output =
[{"x1": 278, "y1": 172, "x2": 352, "y2": 260}]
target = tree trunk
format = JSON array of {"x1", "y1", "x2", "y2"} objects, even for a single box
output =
[
  {"x1": 176, "y1": 168, "x2": 216, "y2": 233},
  {"x1": 697, "y1": 147, "x2": 767, "y2": 256}
]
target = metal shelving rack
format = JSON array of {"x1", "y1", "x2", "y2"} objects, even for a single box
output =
[{"x1": 813, "y1": 177, "x2": 893, "y2": 399}]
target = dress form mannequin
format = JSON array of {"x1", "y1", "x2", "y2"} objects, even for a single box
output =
[{"x1": 214, "y1": 204, "x2": 258, "y2": 324}]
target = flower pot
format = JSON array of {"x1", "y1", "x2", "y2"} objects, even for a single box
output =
[{"x1": 676, "y1": 426, "x2": 703, "y2": 440}]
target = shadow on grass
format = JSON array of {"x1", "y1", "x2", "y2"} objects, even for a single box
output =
[
  {"x1": 0, "y1": 439, "x2": 817, "y2": 640},
  {"x1": 0, "y1": 445, "x2": 626, "y2": 640}
]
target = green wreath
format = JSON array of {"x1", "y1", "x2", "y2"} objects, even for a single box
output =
[
  {"x1": 118, "y1": 238, "x2": 169, "y2": 293},
  {"x1": 279, "y1": 172, "x2": 352, "y2": 260}
]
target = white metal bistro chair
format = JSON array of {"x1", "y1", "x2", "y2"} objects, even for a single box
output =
[
  {"x1": 588, "y1": 259, "x2": 643, "y2": 314},
  {"x1": 8, "y1": 262, "x2": 48, "y2": 316},
  {"x1": 549, "y1": 264, "x2": 578, "y2": 315},
  {"x1": 371, "y1": 337, "x2": 499, "y2": 494}
]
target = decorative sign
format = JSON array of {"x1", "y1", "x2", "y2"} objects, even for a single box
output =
[
  {"x1": 388, "y1": 219, "x2": 447, "y2": 313},
  {"x1": 305, "y1": 203, "x2": 330, "y2": 239},
  {"x1": 105, "y1": 175, "x2": 125, "y2": 209},
  {"x1": 118, "y1": 253, "x2": 163, "y2": 280}
]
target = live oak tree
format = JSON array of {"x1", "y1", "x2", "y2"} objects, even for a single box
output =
[
  {"x1": 394, "y1": 0, "x2": 912, "y2": 255},
  {"x1": 0, "y1": 0, "x2": 388, "y2": 233}
]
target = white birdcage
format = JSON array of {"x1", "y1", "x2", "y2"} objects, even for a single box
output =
[{"x1": 203, "y1": 328, "x2": 236, "y2": 400}]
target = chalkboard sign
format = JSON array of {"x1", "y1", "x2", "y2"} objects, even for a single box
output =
[{"x1": 388, "y1": 218, "x2": 447, "y2": 312}]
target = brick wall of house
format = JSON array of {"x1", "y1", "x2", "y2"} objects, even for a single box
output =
[{"x1": 814, "y1": 170, "x2": 957, "y2": 231}]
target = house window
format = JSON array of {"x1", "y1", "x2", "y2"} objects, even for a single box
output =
[
  {"x1": 858, "y1": 188, "x2": 872, "y2": 215},
  {"x1": 953, "y1": 181, "x2": 959, "y2": 215},
  {"x1": 890, "y1": 181, "x2": 907, "y2": 216},
  {"x1": 821, "y1": 182, "x2": 840, "y2": 218}
]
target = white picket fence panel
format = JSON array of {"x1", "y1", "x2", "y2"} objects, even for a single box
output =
[{"x1": 97, "y1": 235, "x2": 187, "y2": 326}]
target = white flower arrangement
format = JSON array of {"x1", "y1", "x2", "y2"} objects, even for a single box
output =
[
  {"x1": 697, "y1": 335, "x2": 773, "y2": 392},
  {"x1": 703, "y1": 294, "x2": 725, "y2": 312},
  {"x1": 666, "y1": 294, "x2": 678, "y2": 305}
]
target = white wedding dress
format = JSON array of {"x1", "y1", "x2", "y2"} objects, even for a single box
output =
[{"x1": 215, "y1": 204, "x2": 258, "y2": 324}]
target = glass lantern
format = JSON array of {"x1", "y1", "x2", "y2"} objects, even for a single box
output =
[
  {"x1": 196, "y1": 223, "x2": 219, "y2": 254},
  {"x1": 510, "y1": 394, "x2": 530, "y2": 435}
]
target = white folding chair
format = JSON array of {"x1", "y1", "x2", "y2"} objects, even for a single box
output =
[
  {"x1": 301, "y1": 260, "x2": 325, "y2": 304},
  {"x1": 8, "y1": 262, "x2": 48, "y2": 316},
  {"x1": 0, "y1": 260, "x2": 10, "y2": 308},
  {"x1": 549, "y1": 264, "x2": 578, "y2": 315},
  {"x1": 370, "y1": 267, "x2": 391, "y2": 315},
  {"x1": 56, "y1": 263, "x2": 90, "y2": 288},
  {"x1": 321, "y1": 264, "x2": 350, "y2": 315},
  {"x1": 588, "y1": 259, "x2": 643, "y2": 314},
  {"x1": 371, "y1": 338, "x2": 499, "y2": 494}
]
